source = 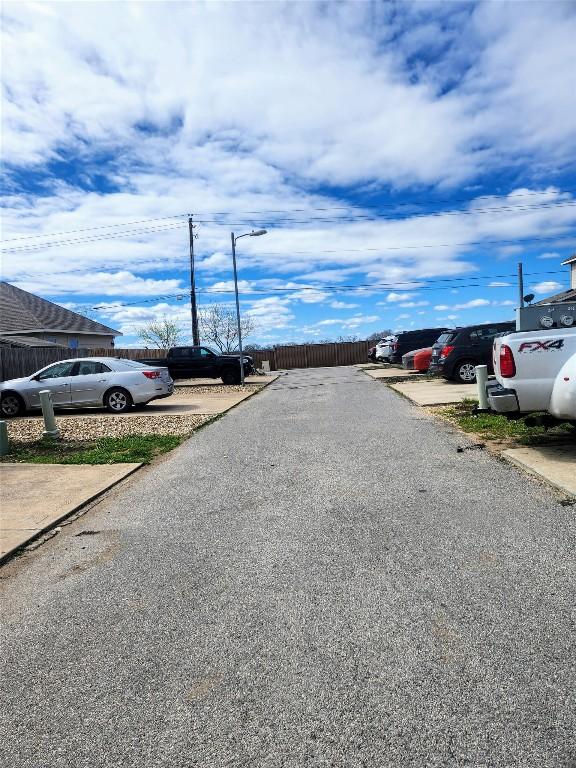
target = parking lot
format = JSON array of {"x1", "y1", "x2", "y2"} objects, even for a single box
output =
[{"x1": 2, "y1": 365, "x2": 575, "y2": 767}]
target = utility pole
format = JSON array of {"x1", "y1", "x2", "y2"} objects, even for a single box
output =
[
  {"x1": 518, "y1": 261, "x2": 524, "y2": 308},
  {"x1": 189, "y1": 215, "x2": 200, "y2": 345},
  {"x1": 231, "y1": 232, "x2": 245, "y2": 385}
]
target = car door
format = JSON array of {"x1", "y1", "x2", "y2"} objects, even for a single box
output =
[
  {"x1": 70, "y1": 361, "x2": 113, "y2": 405},
  {"x1": 169, "y1": 347, "x2": 194, "y2": 378},
  {"x1": 27, "y1": 361, "x2": 76, "y2": 408},
  {"x1": 469, "y1": 326, "x2": 502, "y2": 369},
  {"x1": 198, "y1": 348, "x2": 217, "y2": 376}
]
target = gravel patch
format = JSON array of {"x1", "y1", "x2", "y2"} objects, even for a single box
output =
[
  {"x1": 173, "y1": 383, "x2": 264, "y2": 395},
  {"x1": 5, "y1": 414, "x2": 212, "y2": 443}
]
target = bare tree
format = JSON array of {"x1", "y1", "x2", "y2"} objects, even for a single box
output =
[
  {"x1": 337, "y1": 334, "x2": 361, "y2": 343},
  {"x1": 198, "y1": 304, "x2": 257, "y2": 353},
  {"x1": 137, "y1": 316, "x2": 183, "y2": 349},
  {"x1": 366, "y1": 329, "x2": 392, "y2": 341}
]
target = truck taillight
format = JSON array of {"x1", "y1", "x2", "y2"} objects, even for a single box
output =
[
  {"x1": 499, "y1": 345, "x2": 516, "y2": 378},
  {"x1": 440, "y1": 344, "x2": 454, "y2": 360},
  {"x1": 142, "y1": 370, "x2": 161, "y2": 379}
]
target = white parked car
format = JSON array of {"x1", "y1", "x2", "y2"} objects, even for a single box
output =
[
  {"x1": 0, "y1": 357, "x2": 174, "y2": 417},
  {"x1": 375, "y1": 336, "x2": 396, "y2": 362},
  {"x1": 487, "y1": 328, "x2": 576, "y2": 422}
]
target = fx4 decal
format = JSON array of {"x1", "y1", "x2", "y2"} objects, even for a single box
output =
[{"x1": 518, "y1": 339, "x2": 564, "y2": 352}]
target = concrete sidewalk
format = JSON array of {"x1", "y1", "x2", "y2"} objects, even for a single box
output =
[
  {"x1": 503, "y1": 445, "x2": 576, "y2": 497},
  {"x1": 390, "y1": 377, "x2": 477, "y2": 405},
  {"x1": 0, "y1": 462, "x2": 140, "y2": 561}
]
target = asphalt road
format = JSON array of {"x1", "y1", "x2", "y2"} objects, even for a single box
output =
[{"x1": 1, "y1": 366, "x2": 575, "y2": 767}]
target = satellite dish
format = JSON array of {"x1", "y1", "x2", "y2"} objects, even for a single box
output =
[{"x1": 523, "y1": 293, "x2": 535, "y2": 305}]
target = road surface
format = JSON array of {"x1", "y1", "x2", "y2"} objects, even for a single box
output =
[{"x1": 1, "y1": 367, "x2": 575, "y2": 767}]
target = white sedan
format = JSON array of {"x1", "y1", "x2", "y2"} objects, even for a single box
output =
[{"x1": 0, "y1": 357, "x2": 173, "y2": 417}]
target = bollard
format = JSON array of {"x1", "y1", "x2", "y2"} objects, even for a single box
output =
[
  {"x1": 262, "y1": 360, "x2": 271, "y2": 373},
  {"x1": 475, "y1": 365, "x2": 489, "y2": 411},
  {"x1": 0, "y1": 421, "x2": 8, "y2": 456},
  {"x1": 39, "y1": 390, "x2": 60, "y2": 440}
]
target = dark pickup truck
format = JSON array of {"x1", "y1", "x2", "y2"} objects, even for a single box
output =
[{"x1": 141, "y1": 346, "x2": 255, "y2": 384}]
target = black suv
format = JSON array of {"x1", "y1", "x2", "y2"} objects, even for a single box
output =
[
  {"x1": 388, "y1": 328, "x2": 449, "y2": 364},
  {"x1": 428, "y1": 321, "x2": 516, "y2": 383}
]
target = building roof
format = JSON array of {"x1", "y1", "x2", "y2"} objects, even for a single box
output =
[
  {"x1": 0, "y1": 282, "x2": 121, "y2": 337},
  {"x1": 0, "y1": 334, "x2": 67, "y2": 348},
  {"x1": 535, "y1": 287, "x2": 576, "y2": 305},
  {"x1": 561, "y1": 254, "x2": 576, "y2": 266}
]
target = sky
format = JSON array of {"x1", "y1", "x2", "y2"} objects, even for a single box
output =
[{"x1": 1, "y1": 0, "x2": 576, "y2": 348}]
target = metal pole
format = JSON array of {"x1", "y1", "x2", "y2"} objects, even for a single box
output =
[
  {"x1": 39, "y1": 390, "x2": 60, "y2": 439},
  {"x1": 518, "y1": 262, "x2": 524, "y2": 308},
  {"x1": 189, "y1": 215, "x2": 200, "y2": 346},
  {"x1": 475, "y1": 365, "x2": 489, "y2": 411},
  {"x1": 231, "y1": 232, "x2": 245, "y2": 385},
  {"x1": 0, "y1": 421, "x2": 9, "y2": 456}
]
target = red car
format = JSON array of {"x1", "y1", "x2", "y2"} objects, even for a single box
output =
[{"x1": 402, "y1": 347, "x2": 432, "y2": 372}]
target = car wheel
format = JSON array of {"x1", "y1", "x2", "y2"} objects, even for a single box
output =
[
  {"x1": 104, "y1": 387, "x2": 133, "y2": 413},
  {"x1": 453, "y1": 360, "x2": 477, "y2": 384},
  {"x1": 221, "y1": 368, "x2": 240, "y2": 385},
  {"x1": 0, "y1": 392, "x2": 25, "y2": 417}
]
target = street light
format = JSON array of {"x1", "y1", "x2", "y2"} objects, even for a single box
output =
[{"x1": 231, "y1": 229, "x2": 268, "y2": 385}]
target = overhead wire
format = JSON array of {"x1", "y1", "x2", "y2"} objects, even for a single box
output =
[
  {"x1": 88, "y1": 269, "x2": 567, "y2": 310},
  {"x1": 2, "y1": 199, "x2": 576, "y2": 252},
  {"x1": 2, "y1": 186, "x2": 575, "y2": 243}
]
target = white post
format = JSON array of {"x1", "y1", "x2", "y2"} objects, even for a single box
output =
[
  {"x1": 39, "y1": 390, "x2": 60, "y2": 439},
  {"x1": 475, "y1": 365, "x2": 489, "y2": 411},
  {"x1": 262, "y1": 360, "x2": 271, "y2": 373},
  {"x1": 0, "y1": 421, "x2": 8, "y2": 456}
]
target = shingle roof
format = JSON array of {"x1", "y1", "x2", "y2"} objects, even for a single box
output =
[
  {"x1": 535, "y1": 287, "x2": 576, "y2": 305},
  {"x1": 0, "y1": 282, "x2": 121, "y2": 336},
  {"x1": 0, "y1": 334, "x2": 66, "y2": 348},
  {"x1": 561, "y1": 255, "x2": 576, "y2": 265}
]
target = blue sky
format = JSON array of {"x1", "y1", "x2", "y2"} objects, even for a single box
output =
[{"x1": 1, "y1": 0, "x2": 576, "y2": 347}]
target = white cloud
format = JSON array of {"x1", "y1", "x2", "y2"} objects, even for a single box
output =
[
  {"x1": 384, "y1": 292, "x2": 417, "y2": 303},
  {"x1": 434, "y1": 298, "x2": 491, "y2": 312},
  {"x1": 538, "y1": 252, "x2": 560, "y2": 260},
  {"x1": 452, "y1": 298, "x2": 491, "y2": 311},
  {"x1": 330, "y1": 300, "x2": 359, "y2": 309},
  {"x1": 489, "y1": 281, "x2": 512, "y2": 287},
  {"x1": 398, "y1": 300, "x2": 429, "y2": 308},
  {"x1": 246, "y1": 296, "x2": 294, "y2": 329},
  {"x1": 531, "y1": 281, "x2": 563, "y2": 295},
  {"x1": 13, "y1": 271, "x2": 184, "y2": 297}
]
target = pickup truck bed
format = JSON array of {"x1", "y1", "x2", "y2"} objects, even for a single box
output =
[{"x1": 488, "y1": 328, "x2": 576, "y2": 421}]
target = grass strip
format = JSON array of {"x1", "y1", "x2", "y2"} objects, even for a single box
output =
[
  {"x1": 1, "y1": 434, "x2": 183, "y2": 465},
  {"x1": 442, "y1": 398, "x2": 575, "y2": 445}
]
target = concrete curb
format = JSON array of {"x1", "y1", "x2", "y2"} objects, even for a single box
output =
[{"x1": 501, "y1": 448, "x2": 576, "y2": 499}]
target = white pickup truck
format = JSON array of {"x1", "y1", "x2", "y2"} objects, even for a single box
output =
[{"x1": 487, "y1": 328, "x2": 576, "y2": 422}]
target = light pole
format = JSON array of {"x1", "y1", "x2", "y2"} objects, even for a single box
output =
[{"x1": 231, "y1": 229, "x2": 267, "y2": 384}]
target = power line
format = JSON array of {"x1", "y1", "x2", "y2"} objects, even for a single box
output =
[
  {"x1": 2, "y1": 187, "x2": 575, "y2": 243},
  {"x1": 3, "y1": 201, "x2": 576, "y2": 255},
  {"x1": 88, "y1": 269, "x2": 566, "y2": 310},
  {"x1": 4, "y1": 233, "x2": 575, "y2": 283}
]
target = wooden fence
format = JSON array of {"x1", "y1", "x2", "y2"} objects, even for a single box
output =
[{"x1": 0, "y1": 341, "x2": 371, "y2": 381}]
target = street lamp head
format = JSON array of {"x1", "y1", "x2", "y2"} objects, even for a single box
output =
[{"x1": 250, "y1": 229, "x2": 267, "y2": 237}]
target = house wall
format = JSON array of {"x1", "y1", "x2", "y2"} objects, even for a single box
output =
[{"x1": 25, "y1": 332, "x2": 116, "y2": 349}]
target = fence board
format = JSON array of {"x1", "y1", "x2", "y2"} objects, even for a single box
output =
[{"x1": 0, "y1": 341, "x2": 370, "y2": 381}]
